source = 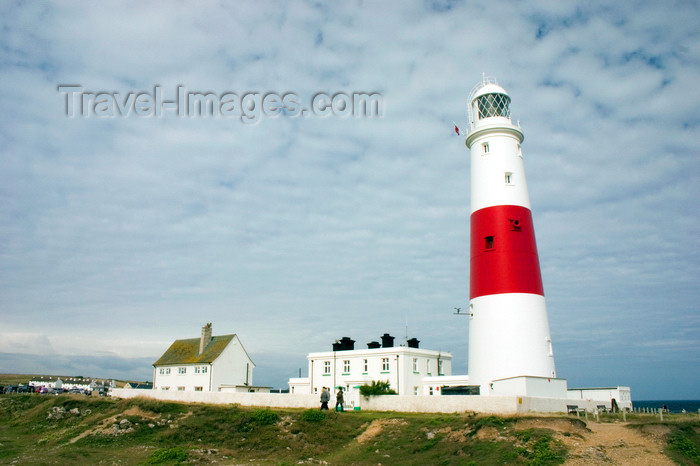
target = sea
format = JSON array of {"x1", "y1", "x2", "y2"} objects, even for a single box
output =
[{"x1": 633, "y1": 400, "x2": 700, "y2": 414}]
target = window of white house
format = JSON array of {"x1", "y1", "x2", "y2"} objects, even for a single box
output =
[
  {"x1": 177, "y1": 386, "x2": 185, "y2": 391},
  {"x1": 178, "y1": 367, "x2": 186, "y2": 375},
  {"x1": 165, "y1": 368, "x2": 171, "y2": 375},
  {"x1": 429, "y1": 386, "x2": 434, "y2": 395},
  {"x1": 363, "y1": 359, "x2": 368, "y2": 373},
  {"x1": 438, "y1": 359, "x2": 444, "y2": 375},
  {"x1": 413, "y1": 386, "x2": 419, "y2": 396},
  {"x1": 161, "y1": 386, "x2": 170, "y2": 391},
  {"x1": 427, "y1": 360, "x2": 431, "y2": 375},
  {"x1": 413, "y1": 358, "x2": 418, "y2": 372},
  {"x1": 343, "y1": 360, "x2": 350, "y2": 374},
  {"x1": 159, "y1": 368, "x2": 165, "y2": 375},
  {"x1": 194, "y1": 386, "x2": 203, "y2": 392},
  {"x1": 324, "y1": 361, "x2": 331, "y2": 374},
  {"x1": 194, "y1": 366, "x2": 201, "y2": 374},
  {"x1": 202, "y1": 366, "x2": 207, "y2": 373},
  {"x1": 381, "y1": 358, "x2": 389, "y2": 372}
]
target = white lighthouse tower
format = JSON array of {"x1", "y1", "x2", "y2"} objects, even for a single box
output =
[{"x1": 465, "y1": 77, "x2": 557, "y2": 394}]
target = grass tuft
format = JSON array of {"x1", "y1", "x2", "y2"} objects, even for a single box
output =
[
  {"x1": 146, "y1": 447, "x2": 188, "y2": 464},
  {"x1": 301, "y1": 409, "x2": 327, "y2": 422}
]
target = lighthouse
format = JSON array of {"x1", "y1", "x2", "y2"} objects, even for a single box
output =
[{"x1": 465, "y1": 77, "x2": 556, "y2": 393}]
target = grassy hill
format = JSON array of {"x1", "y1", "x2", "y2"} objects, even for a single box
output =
[{"x1": 1, "y1": 393, "x2": 699, "y2": 465}]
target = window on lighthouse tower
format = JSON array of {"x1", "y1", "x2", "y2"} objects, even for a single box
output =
[
  {"x1": 485, "y1": 236, "x2": 494, "y2": 250},
  {"x1": 477, "y1": 93, "x2": 511, "y2": 119}
]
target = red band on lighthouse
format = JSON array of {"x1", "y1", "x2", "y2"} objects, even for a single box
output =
[{"x1": 470, "y1": 205, "x2": 544, "y2": 299}]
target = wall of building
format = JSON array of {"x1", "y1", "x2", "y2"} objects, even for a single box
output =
[
  {"x1": 490, "y1": 376, "x2": 568, "y2": 398},
  {"x1": 155, "y1": 364, "x2": 212, "y2": 392},
  {"x1": 305, "y1": 347, "x2": 452, "y2": 397},
  {"x1": 567, "y1": 387, "x2": 632, "y2": 411},
  {"x1": 210, "y1": 335, "x2": 254, "y2": 391},
  {"x1": 287, "y1": 377, "x2": 309, "y2": 394},
  {"x1": 218, "y1": 385, "x2": 270, "y2": 393}
]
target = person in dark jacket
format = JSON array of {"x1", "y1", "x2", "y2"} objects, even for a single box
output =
[
  {"x1": 320, "y1": 387, "x2": 330, "y2": 410},
  {"x1": 335, "y1": 388, "x2": 344, "y2": 412}
]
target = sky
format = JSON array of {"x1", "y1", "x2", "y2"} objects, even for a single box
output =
[{"x1": 1, "y1": 1, "x2": 698, "y2": 400}]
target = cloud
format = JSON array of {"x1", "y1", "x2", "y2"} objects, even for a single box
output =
[
  {"x1": 0, "y1": 333, "x2": 55, "y2": 355},
  {"x1": 0, "y1": 1, "x2": 698, "y2": 398}
]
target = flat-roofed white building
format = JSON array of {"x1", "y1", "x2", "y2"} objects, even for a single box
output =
[
  {"x1": 567, "y1": 386, "x2": 632, "y2": 411},
  {"x1": 288, "y1": 334, "x2": 452, "y2": 406}
]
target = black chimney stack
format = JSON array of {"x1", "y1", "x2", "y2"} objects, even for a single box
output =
[
  {"x1": 381, "y1": 333, "x2": 394, "y2": 348},
  {"x1": 332, "y1": 337, "x2": 356, "y2": 351},
  {"x1": 367, "y1": 341, "x2": 381, "y2": 349},
  {"x1": 339, "y1": 336, "x2": 355, "y2": 351},
  {"x1": 407, "y1": 337, "x2": 420, "y2": 348}
]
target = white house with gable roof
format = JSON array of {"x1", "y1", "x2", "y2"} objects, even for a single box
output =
[{"x1": 153, "y1": 323, "x2": 269, "y2": 393}]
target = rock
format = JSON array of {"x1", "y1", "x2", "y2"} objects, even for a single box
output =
[
  {"x1": 47, "y1": 407, "x2": 66, "y2": 420},
  {"x1": 69, "y1": 408, "x2": 80, "y2": 415}
]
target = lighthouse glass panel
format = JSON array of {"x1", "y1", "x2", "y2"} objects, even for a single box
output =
[{"x1": 477, "y1": 93, "x2": 511, "y2": 119}]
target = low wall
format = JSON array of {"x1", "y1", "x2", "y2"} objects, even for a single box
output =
[
  {"x1": 111, "y1": 389, "x2": 570, "y2": 414},
  {"x1": 362, "y1": 395, "x2": 569, "y2": 414},
  {"x1": 111, "y1": 389, "x2": 318, "y2": 409}
]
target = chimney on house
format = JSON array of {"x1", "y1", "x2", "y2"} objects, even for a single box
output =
[
  {"x1": 381, "y1": 333, "x2": 395, "y2": 348},
  {"x1": 199, "y1": 323, "x2": 213, "y2": 355}
]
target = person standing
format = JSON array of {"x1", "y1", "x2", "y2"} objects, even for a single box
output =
[
  {"x1": 320, "y1": 387, "x2": 330, "y2": 410},
  {"x1": 335, "y1": 387, "x2": 344, "y2": 412}
]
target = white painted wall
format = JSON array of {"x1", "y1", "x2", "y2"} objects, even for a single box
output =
[
  {"x1": 154, "y1": 364, "x2": 212, "y2": 392},
  {"x1": 287, "y1": 377, "x2": 309, "y2": 394},
  {"x1": 111, "y1": 388, "x2": 570, "y2": 414},
  {"x1": 219, "y1": 385, "x2": 270, "y2": 393},
  {"x1": 300, "y1": 347, "x2": 452, "y2": 398},
  {"x1": 567, "y1": 386, "x2": 632, "y2": 411},
  {"x1": 211, "y1": 335, "x2": 255, "y2": 390},
  {"x1": 490, "y1": 376, "x2": 567, "y2": 398}
]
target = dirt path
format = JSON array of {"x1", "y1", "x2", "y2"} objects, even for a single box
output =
[{"x1": 563, "y1": 421, "x2": 673, "y2": 465}]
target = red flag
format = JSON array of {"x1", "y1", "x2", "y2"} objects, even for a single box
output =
[{"x1": 454, "y1": 124, "x2": 460, "y2": 135}]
